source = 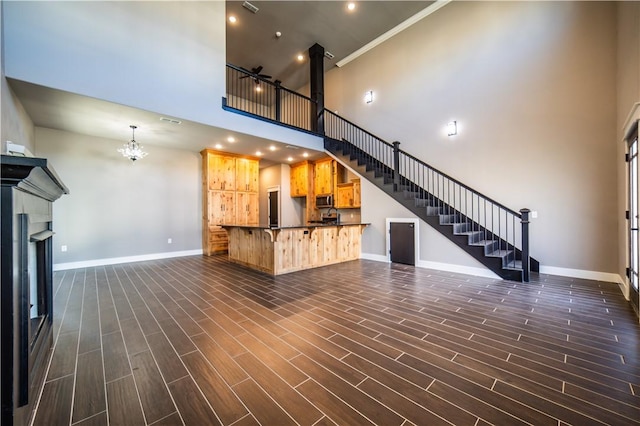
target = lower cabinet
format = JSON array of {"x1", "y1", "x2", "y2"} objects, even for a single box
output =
[
  {"x1": 236, "y1": 192, "x2": 259, "y2": 226},
  {"x1": 208, "y1": 228, "x2": 229, "y2": 254}
]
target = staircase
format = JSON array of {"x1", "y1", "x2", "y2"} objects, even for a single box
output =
[{"x1": 321, "y1": 111, "x2": 539, "y2": 282}]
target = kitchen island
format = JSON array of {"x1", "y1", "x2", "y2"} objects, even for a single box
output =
[{"x1": 222, "y1": 223, "x2": 368, "y2": 275}]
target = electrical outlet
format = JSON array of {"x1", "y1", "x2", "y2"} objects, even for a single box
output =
[
  {"x1": 61, "y1": 245, "x2": 67, "y2": 252},
  {"x1": 167, "y1": 238, "x2": 172, "y2": 244}
]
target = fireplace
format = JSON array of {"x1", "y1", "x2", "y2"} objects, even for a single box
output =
[{"x1": 1, "y1": 155, "x2": 68, "y2": 426}]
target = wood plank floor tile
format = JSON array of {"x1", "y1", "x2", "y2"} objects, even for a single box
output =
[
  {"x1": 157, "y1": 316, "x2": 196, "y2": 356},
  {"x1": 146, "y1": 331, "x2": 189, "y2": 384},
  {"x1": 36, "y1": 256, "x2": 640, "y2": 426},
  {"x1": 191, "y1": 332, "x2": 248, "y2": 386},
  {"x1": 129, "y1": 350, "x2": 176, "y2": 424},
  {"x1": 102, "y1": 331, "x2": 131, "y2": 383},
  {"x1": 295, "y1": 377, "x2": 377, "y2": 426},
  {"x1": 232, "y1": 379, "x2": 297, "y2": 426},
  {"x1": 235, "y1": 331, "x2": 309, "y2": 387},
  {"x1": 72, "y1": 349, "x2": 106, "y2": 423},
  {"x1": 73, "y1": 411, "x2": 107, "y2": 426},
  {"x1": 33, "y1": 376, "x2": 74, "y2": 426},
  {"x1": 106, "y1": 375, "x2": 145, "y2": 426},
  {"x1": 291, "y1": 354, "x2": 405, "y2": 425},
  {"x1": 168, "y1": 376, "x2": 222, "y2": 426},
  {"x1": 47, "y1": 331, "x2": 79, "y2": 380},
  {"x1": 234, "y1": 352, "x2": 324, "y2": 425},
  {"x1": 181, "y1": 351, "x2": 249, "y2": 425}
]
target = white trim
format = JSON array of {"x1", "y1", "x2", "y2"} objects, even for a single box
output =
[
  {"x1": 360, "y1": 252, "x2": 388, "y2": 263},
  {"x1": 621, "y1": 102, "x2": 640, "y2": 139},
  {"x1": 386, "y1": 217, "x2": 420, "y2": 265},
  {"x1": 53, "y1": 249, "x2": 203, "y2": 271},
  {"x1": 336, "y1": 0, "x2": 452, "y2": 68},
  {"x1": 539, "y1": 265, "x2": 623, "y2": 285},
  {"x1": 417, "y1": 260, "x2": 500, "y2": 280}
]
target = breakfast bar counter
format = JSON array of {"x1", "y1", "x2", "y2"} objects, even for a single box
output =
[{"x1": 221, "y1": 223, "x2": 368, "y2": 275}]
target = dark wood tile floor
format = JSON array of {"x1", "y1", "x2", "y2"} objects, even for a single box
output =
[{"x1": 33, "y1": 255, "x2": 640, "y2": 425}]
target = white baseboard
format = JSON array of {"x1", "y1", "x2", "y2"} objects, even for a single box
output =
[
  {"x1": 361, "y1": 252, "x2": 500, "y2": 279},
  {"x1": 539, "y1": 265, "x2": 624, "y2": 285},
  {"x1": 361, "y1": 252, "x2": 625, "y2": 284},
  {"x1": 53, "y1": 249, "x2": 203, "y2": 271}
]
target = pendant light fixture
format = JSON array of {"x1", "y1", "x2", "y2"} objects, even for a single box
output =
[{"x1": 117, "y1": 125, "x2": 148, "y2": 162}]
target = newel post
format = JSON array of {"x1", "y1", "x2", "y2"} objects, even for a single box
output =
[
  {"x1": 520, "y1": 208, "x2": 531, "y2": 282},
  {"x1": 309, "y1": 43, "x2": 325, "y2": 135},
  {"x1": 274, "y1": 80, "x2": 282, "y2": 123},
  {"x1": 393, "y1": 141, "x2": 401, "y2": 192}
]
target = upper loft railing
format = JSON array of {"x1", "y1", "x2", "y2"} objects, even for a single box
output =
[
  {"x1": 322, "y1": 109, "x2": 532, "y2": 281},
  {"x1": 224, "y1": 64, "x2": 317, "y2": 133}
]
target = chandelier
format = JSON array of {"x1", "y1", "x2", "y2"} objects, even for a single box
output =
[{"x1": 117, "y1": 125, "x2": 148, "y2": 162}]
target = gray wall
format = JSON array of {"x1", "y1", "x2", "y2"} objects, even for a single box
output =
[
  {"x1": 35, "y1": 128, "x2": 201, "y2": 266},
  {"x1": 259, "y1": 164, "x2": 305, "y2": 227},
  {"x1": 326, "y1": 1, "x2": 619, "y2": 277}
]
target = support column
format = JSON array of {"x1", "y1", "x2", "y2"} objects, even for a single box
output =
[
  {"x1": 393, "y1": 141, "x2": 401, "y2": 192},
  {"x1": 309, "y1": 43, "x2": 325, "y2": 135},
  {"x1": 520, "y1": 208, "x2": 531, "y2": 282}
]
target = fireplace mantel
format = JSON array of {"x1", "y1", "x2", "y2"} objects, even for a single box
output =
[{"x1": 1, "y1": 155, "x2": 69, "y2": 200}]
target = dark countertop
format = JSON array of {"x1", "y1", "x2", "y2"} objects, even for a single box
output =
[{"x1": 221, "y1": 223, "x2": 369, "y2": 231}]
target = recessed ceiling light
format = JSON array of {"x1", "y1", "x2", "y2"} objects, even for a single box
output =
[
  {"x1": 255, "y1": 85, "x2": 262, "y2": 92},
  {"x1": 227, "y1": 136, "x2": 235, "y2": 143},
  {"x1": 297, "y1": 54, "x2": 304, "y2": 61},
  {"x1": 303, "y1": 152, "x2": 309, "y2": 158},
  {"x1": 287, "y1": 156, "x2": 294, "y2": 162},
  {"x1": 347, "y1": 2, "x2": 356, "y2": 11},
  {"x1": 269, "y1": 145, "x2": 276, "y2": 151},
  {"x1": 214, "y1": 143, "x2": 223, "y2": 149},
  {"x1": 228, "y1": 16, "x2": 237, "y2": 23},
  {"x1": 256, "y1": 151, "x2": 263, "y2": 156}
]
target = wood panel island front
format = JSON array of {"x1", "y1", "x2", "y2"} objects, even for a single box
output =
[{"x1": 222, "y1": 223, "x2": 368, "y2": 275}]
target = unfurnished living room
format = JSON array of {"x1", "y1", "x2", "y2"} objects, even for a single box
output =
[{"x1": 1, "y1": 1, "x2": 639, "y2": 425}]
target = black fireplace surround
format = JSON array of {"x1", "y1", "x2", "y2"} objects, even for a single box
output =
[{"x1": 1, "y1": 155, "x2": 68, "y2": 426}]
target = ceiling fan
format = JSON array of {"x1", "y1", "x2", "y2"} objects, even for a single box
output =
[{"x1": 239, "y1": 66, "x2": 272, "y2": 85}]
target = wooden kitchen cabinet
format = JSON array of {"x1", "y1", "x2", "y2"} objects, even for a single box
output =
[
  {"x1": 201, "y1": 149, "x2": 259, "y2": 254},
  {"x1": 290, "y1": 161, "x2": 312, "y2": 197},
  {"x1": 236, "y1": 157, "x2": 259, "y2": 192},
  {"x1": 314, "y1": 158, "x2": 334, "y2": 195},
  {"x1": 209, "y1": 191, "x2": 235, "y2": 224},
  {"x1": 207, "y1": 153, "x2": 236, "y2": 190},
  {"x1": 335, "y1": 179, "x2": 361, "y2": 208},
  {"x1": 236, "y1": 192, "x2": 259, "y2": 225}
]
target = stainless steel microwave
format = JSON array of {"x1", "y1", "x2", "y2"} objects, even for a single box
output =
[{"x1": 316, "y1": 195, "x2": 333, "y2": 208}]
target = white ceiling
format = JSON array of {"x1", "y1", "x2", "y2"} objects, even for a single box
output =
[{"x1": 8, "y1": 1, "x2": 434, "y2": 167}]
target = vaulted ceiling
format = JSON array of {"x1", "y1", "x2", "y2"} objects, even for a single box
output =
[{"x1": 9, "y1": 1, "x2": 434, "y2": 166}]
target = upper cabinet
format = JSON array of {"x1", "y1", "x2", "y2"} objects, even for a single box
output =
[
  {"x1": 336, "y1": 179, "x2": 361, "y2": 209},
  {"x1": 236, "y1": 158, "x2": 259, "y2": 192},
  {"x1": 290, "y1": 160, "x2": 312, "y2": 197},
  {"x1": 207, "y1": 154, "x2": 236, "y2": 191},
  {"x1": 314, "y1": 158, "x2": 334, "y2": 196}
]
